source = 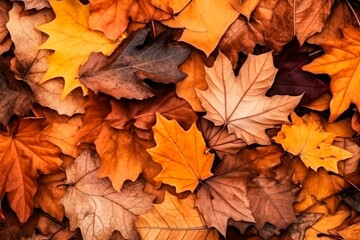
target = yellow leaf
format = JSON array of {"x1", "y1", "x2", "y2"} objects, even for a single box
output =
[
  {"x1": 338, "y1": 222, "x2": 360, "y2": 240},
  {"x1": 147, "y1": 113, "x2": 214, "y2": 193},
  {"x1": 136, "y1": 192, "x2": 219, "y2": 240},
  {"x1": 37, "y1": 0, "x2": 122, "y2": 98},
  {"x1": 273, "y1": 112, "x2": 353, "y2": 173},
  {"x1": 302, "y1": 26, "x2": 360, "y2": 122}
]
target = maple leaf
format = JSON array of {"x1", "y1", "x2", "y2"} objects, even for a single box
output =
[
  {"x1": 0, "y1": 118, "x2": 62, "y2": 222},
  {"x1": 106, "y1": 87, "x2": 198, "y2": 140},
  {"x1": 79, "y1": 27, "x2": 190, "y2": 100},
  {"x1": 248, "y1": 176, "x2": 297, "y2": 230},
  {"x1": 161, "y1": 0, "x2": 242, "y2": 56},
  {"x1": 7, "y1": 3, "x2": 86, "y2": 116},
  {"x1": 88, "y1": 0, "x2": 171, "y2": 40},
  {"x1": 61, "y1": 150, "x2": 155, "y2": 240},
  {"x1": 274, "y1": 112, "x2": 353, "y2": 173},
  {"x1": 147, "y1": 113, "x2": 214, "y2": 193},
  {"x1": 302, "y1": 26, "x2": 360, "y2": 122},
  {"x1": 267, "y1": 37, "x2": 329, "y2": 105},
  {"x1": 37, "y1": 0, "x2": 122, "y2": 98},
  {"x1": 94, "y1": 123, "x2": 161, "y2": 190},
  {"x1": 176, "y1": 50, "x2": 208, "y2": 112},
  {"x1": 136, "y1": 192, "x2": 219, "y2": 240},
  {"x1": 195, "y1": 51, "x2": 302, "y2": 145}
]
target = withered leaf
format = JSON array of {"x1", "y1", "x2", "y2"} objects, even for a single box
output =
[
  {"x1": 61, "y1": 150, "x2": 155, "y2": 240},
  {"x1": 79, "y1": 27, "x2": 191, "y2": 100}
]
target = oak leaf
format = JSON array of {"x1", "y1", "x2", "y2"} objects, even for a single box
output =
[
  {"x1": 7, "y1": 1, "x2": 85, "y2": 116},
  {"x1": 248, "y1": 176, "x2": 297, "y2": 230},
  {"x1": 302, "y1": 26, "x2": 360, "y2": 122},
  {"x1": 176, "y1": 50, "x2": 207, "y2": 112},
  {"x1": 147, "y1": 113, "x2": 214, "y2": 193},
  {"x1": 136, "y1": 192, "x2": 219, "y2": 240},
  {"x1": 79, "y1": 27, "x2": 190, "y2": 100},
  {"x1": 94, "y1": 123, "x2": 161, "y2": 191},
  {"x1": 88, "y1": 0, "x2": 171, "y2": 40},
  {"x1": 37, "y1": 0, "x2": 122, "y2": 98},
  {"x1": 61, "y1": 150, "x2": 155, "y2": 240},
  {"x1": 195, "y1": 51, "x2": 302, "y2": 145},
  {"x1": 0, "y1": 118, "x2": 62, "y2": 222},
  {"x1": 106, "y1": 87, "x2": 198, "y2": 140},
  {"x1": 267, "y1": 37, "x2": 329, "y2": 105},
  {"x1": 274, "y1": 112, "x2": 353, "y2": 173}
]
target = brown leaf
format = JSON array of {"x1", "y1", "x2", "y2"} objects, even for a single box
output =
[
  {"x1": 61, "y1": 150, "x2": 155, "y2": 240},
  {"x1": 219, "y1": 16, "x2": 264, "y2": 68},
  {"x1": 7, "y1": 2, "x2": 85, "y2": 116},
  {"x1": 89, "y1": 0, "x2": 171, "y2": 40},
  {"x1": 79, "y1": 27, "x2": 191, "y2": 100},
  {"x1": 106, "y1": 87, "x2": 197, "y2": 140},
  {"x1": 11, "y1": 0, "x2": 50, "y2": 10},
  {"x1": 248, "y1": 176, "x2": 297, "y2": 230},
  {"x1": 0, "y1": 1, "x2": 10, "y2": 54}
]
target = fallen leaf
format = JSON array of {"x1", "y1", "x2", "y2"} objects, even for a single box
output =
[
  {"x1": 195, "y1": 51, "x2": 302, "y2": 145},
  {"x1": 0, "y1": 1, "x2": 9, "y2": 46},
  {"x1": 79, "y1": 27, "x2": 190, "y2": 100},
  {"x1": 294, "y1": 168, "x2": 344, "y2": 214},
  {"x1": 147, "y1": 113, "x2": 214, "y2": 193},
  {"x1": 267, "y1": 37, "x2": 329, "y2": 105},
  {"x1": 0, "y1": 64, "x2": 33, "y2": 126},
  {"x1": 338, "y1": 221, "x2": 360, "y2": 240},
  {"x1": 176, "y1": 50, "x2": 207, "y2": 112},
  {"x1": 248, "y1": 176, "x2": 297, "y2": 230},
  {"x1": 334, "y1": 138, "x2": 360, "y2": 176},
  {"x1": 35, "y1": 213, "x2": 79, "y2": 240},
  {"x1": 0, "y1": 118, "x2": 62, "y2": 222},
  {"x1": 61, "y1": 150, "x2": 155, "y2": 240},
  {"x1": 304, "y1": 205, "x2": 350, "y2": 239},
  {"x1": 303, "y1": 92, "x2": 331, "y2": 111},
  {"x1": 235, "y1": 0, "x2": 264, "y2": 19},
  {"x1": 274, "y1": 112, "x2": 353, "y2": 173},
  {"x1": 307, "y1": 1, "x2": 352, "y2": 45},
  {"x1": 37, "y1": 0, "x2": 122, "y2": 98},
  {"x1": 7, "y1": 2, "x2": 86, "y2": 116},
  {"x1": 136, "y1": 192, "x2": 219, "y2": 240},
  {"x1": 162, "y1": 0, "x2": 241, "y2": 56},
  {"x1": 198, "y1": 119, "x2": 246, "y2": 156},
  {"x1": 321, "y1": 116, "x2": 356, "y2": 138},
  {"x1": 88, "y1": 0, "x2": 171, "y2": 40},
  {"x1": 11, "y1": 0, "x2": 50, "y2": 10},
  {"x1": 33, "y1": 156, "x2": 73, "y2": 222},
  {"x1": 302, "y1": 26, "x2": 360, "y2": 122},
  {"x1": 219, "y1": 16, "x2": 264, "y2": 68},
  {"x1": 94, "y1": 123, "x2": 161, "y2": 190},
  {"x1": 352, "y1": 111, "x2": 360, "y2": 134},
  {"x1": 106, "y1": 87, "x2": 197, "y2": 140}
]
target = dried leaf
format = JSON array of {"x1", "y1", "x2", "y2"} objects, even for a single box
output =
[{"x1": 195, "y1": 51, "x2": 302, "y2": 145}]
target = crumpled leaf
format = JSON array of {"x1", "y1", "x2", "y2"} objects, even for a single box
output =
[
  {"x1": 195, "y1": 51, "x2": 302, "y2": 145},
  {"x1": 11, "y1": 0, "x2": 50, "y2": 10},
  {"x1": 274, "y1": 112, "x2": 353, "y2": 173},
  {"x1": 136, "y1": 192, "x2": 219, "y2": 240},
  {"x1": 147, "y1": 113, "x2": 214, "y2": 193},
  {"x1": 94, "y1": 123, "x2": 161, "y2": 191},
  {"x1": 248, "y1": 176, "x2": 297, "y2": 230},
  {"x1": 302, "y1": 26, "x2": 360, "y2": 122},
  {"x1": 79, "y1": 27, "x2": 190, "y2": 100},
  {"x1": 176, "y1": 50, "x2": 208, "y2": 112},
  {"x1": 88, "y1": 0, "x2": 171, "y2": 40},
  {"x1": 37, "y1": 0, "x2": 122, "y2": 98},
  {"x1": 267, "y1": 37, "x2": 329, "y2": 105},
  {"x1": 106, "y1": 87, "x2": 198, "y2": 140},
  {"x1": 61, "y1": 150, "x2": 155, "y2": 240},
  {"x1": 0, "y1": 118, "x2": 62, "y2": 222}
]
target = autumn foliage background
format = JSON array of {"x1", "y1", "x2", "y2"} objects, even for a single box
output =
[{"x1": 1, "y1": 0, "x2": 360, "y2": 239}]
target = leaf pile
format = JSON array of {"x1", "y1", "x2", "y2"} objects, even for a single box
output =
[{"x1": 1, "y1": 0, "x2": 360, "y2": 239}]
